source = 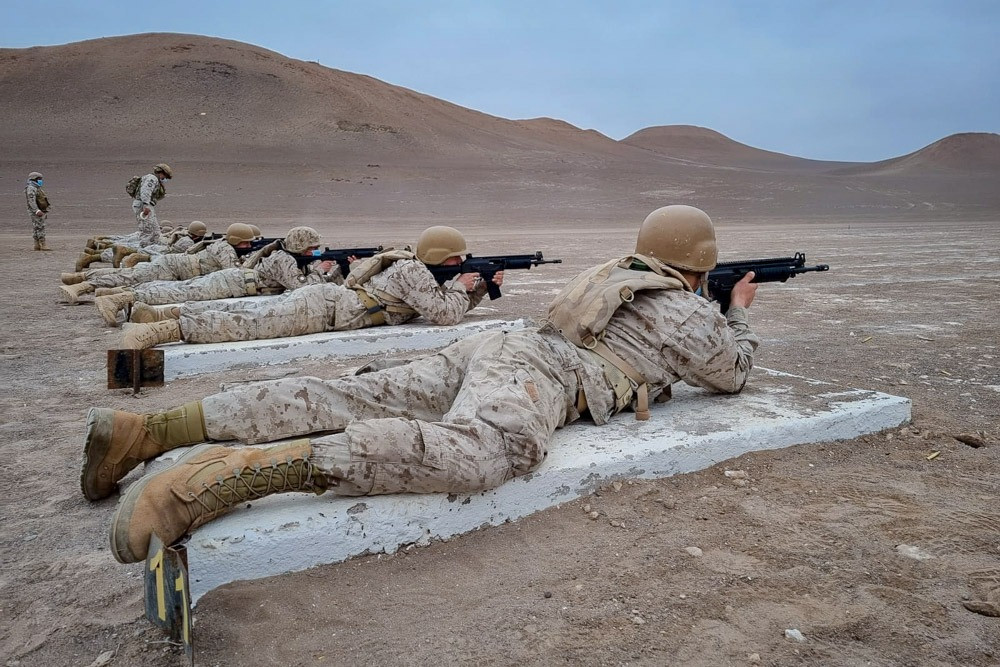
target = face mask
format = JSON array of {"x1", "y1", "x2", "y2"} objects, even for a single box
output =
[
  {"x1": 35, "y1": 179, "x2": 43, "y2": 186},
  {"x1": 311, "y1": 249, "x2": 323, "y2": 257},
  {"x1": 694, "y1": 287, "x2": 703, "y2": 297}
]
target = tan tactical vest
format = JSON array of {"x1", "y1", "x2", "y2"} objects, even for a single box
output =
[
  {"x1": 545, "y1": 254, "x2": 687, "y2": 420},
  {"x1": 344, "y1": 249, "x2": 419, "y2": 325},
  {"x1": 34, "y1": 187, "x2": 50, "y2": 212}
]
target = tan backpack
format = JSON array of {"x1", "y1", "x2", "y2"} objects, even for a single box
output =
[{"x1": 545, "y1": 254, "x2": 687, "y2": 420}]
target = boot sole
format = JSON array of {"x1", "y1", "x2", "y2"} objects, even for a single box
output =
[
  {"x1": 80, "y1": 408, "x2": 116, "y2": 501},
  {"x1": 109, "y1": 444, "x2": 217, "y2": 564}
]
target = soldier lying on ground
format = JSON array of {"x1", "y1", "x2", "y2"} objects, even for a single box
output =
[
  {"x1": 78, "y1": 205, "x2": 761, "y2": 565},
  {"x1": 93, "y1": 226, "x2": 346, "y2": 326},
  {"x1": 76, "y1": 220, "x2": 209, "y2": 271},
  {"x1": 115, "y1": 225, "x2": 504, "y2": 349},
  {"x1": 59, "y1": 223, "x2": 256, "y2": 304}
]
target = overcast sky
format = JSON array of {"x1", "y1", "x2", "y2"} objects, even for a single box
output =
[{"x1": 3, "y1": 0, "x2": 997, "y2": 161}]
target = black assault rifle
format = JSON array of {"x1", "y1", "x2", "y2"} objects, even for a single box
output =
[
  {"x1": 708, "y1": 252, "x2": 829, "y2": 312},
  {"x1": 428, "y1": 252, "x2": 562, "y2": 300},
  {"x1": 296, "y1": 246, "x2": 384, "y2": 276}
]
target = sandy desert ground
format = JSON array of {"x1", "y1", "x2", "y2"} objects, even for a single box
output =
[{"x1": 1, "y1": 33, "x2": 999, "y2": 667}]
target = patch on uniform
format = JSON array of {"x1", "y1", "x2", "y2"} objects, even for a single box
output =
[{"x1": 524, "y1": 380, "x2": 540, "y2": 403}]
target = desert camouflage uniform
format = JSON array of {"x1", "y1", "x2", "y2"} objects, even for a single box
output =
[
  {"x1": 178, "y1": 258, "x2": 484, "y2": 343},
  {"x1": 132, "y1": 173, "x2": 163, "y2": 246},
  {"x1": 198, "y1": 288, "x2": 758, "y2": 496},
  {"x1": 131, "y1": 249, "x2": 342, "y2": 305},
  {"x1": 86, "y1": 240, "x2": 241, "y2": 288},
  {"x1": 25, "y1": 180, "x2": 47, "y2": 242}
]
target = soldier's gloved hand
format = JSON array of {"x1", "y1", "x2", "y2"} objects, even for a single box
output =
[
  {"x1": 317, "y1": 260, "x2": 335, "y2": 273},
  {"x1": 34, "y1": 210, "x2": 43, "y2": 216},
  {"x1": 729, "y1": 271, "x2": 758, "y2": 309},
  {"x1": 142, "y1": 206, "x2": 152, "y2": 218}
]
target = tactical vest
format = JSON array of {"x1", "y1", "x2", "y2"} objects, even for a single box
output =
[
  {"x1": 344, "y1": 249, "x2": 420, "y2": 325},
  {"x1": 151, "y1": 180, "x2": 166, "y2": 204},
  {"x1": 34, "y1": 187, "x2": 50, "y2": 212},
  {"x1": 545, "y1": 254, "x2": 687, "y2": 420}
]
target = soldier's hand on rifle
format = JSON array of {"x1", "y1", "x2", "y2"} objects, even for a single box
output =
[
  {"x1": 317, "y1": 260, "x2": 335, "y2": 273},
  {"x1": 491, "y1": 270, "x2": 504, "y2": 287},
  {"x1": 456, "y1": 272, "x2": 480, "y2": 292},
  {"x1": 729, "y1": 272, "x2": 758, "y2": 309}
]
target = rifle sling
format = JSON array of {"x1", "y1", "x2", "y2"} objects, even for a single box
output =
[
  {"x1": 351, "y1": 288, "x2": 387, "y2": 326},
  {"x1": 580, "y1": 338, "x2": 650, "y2": 421}
]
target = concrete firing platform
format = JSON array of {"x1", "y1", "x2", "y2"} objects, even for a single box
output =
[
  {"x1": 160, "y1": 318, "x2": 529, "y2": 380},
  {"x1": 147, "y1": 368, "x2": 911, "y2": 603}
]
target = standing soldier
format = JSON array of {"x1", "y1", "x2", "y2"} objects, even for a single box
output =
[
  {"x1": 132, "y1": 164, "x2": 172, "y2": 247},
  {"x1": 25, "y1": 172, "x2": 51, "y2": 251}
]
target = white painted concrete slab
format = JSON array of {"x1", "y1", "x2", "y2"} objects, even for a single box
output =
[
  {"x1": 145, "y1": 368, "x2": 911, "y2": 603},
  {"x1": 161, "y1": 318, "x2": 529, "y2": 380}
]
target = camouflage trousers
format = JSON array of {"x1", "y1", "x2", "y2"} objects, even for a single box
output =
[
  {"x1": 30, "y1": 213, "x2": 46, "y2": 241},
  {"x1": 179, "y1": 283, "x2": 369, "y2": 344},
  {"x1": 133, "y1": 268, "x2": 257, "y2": 305},
  {"x1": 201, "y1": 328, "x2": 590, "y2": 496},
  {"x1": 132, "y1": 201, "x2": 161, "y2": 247},
  {"x1": 87, "y1": 253, "x2": 201, "y2": 288}
]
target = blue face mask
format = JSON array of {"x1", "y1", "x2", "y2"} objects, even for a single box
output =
[
  {"x1": 311, "y1": 249, "x2": 323, "y2": 257},
  {"x1": 694, "y1": 286, "x2": 703, "y2": 297},
  {"x1": 35, "y1": 179, "x2": 43, "y2": 186}
]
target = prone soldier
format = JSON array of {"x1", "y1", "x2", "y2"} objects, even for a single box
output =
[{"x1": 79, "y1": 204, "x2": 761, "y2": 565}]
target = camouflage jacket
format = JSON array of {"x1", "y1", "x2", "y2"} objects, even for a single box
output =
[
  {"x1": 359, "y1": 258, "x2": 487, "y2": 326},
  {"x1": 135, "y1": 173, "x2": 165, "y2": 206},
  {"x1": 25, "y1": 182, "x2": 48, "y2": 214}
]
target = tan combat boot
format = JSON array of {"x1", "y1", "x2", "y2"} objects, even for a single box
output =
[
  {"x1": 95, "y1": 286, "x2": 128, "y2": 296},
  {"x1": 121, "y1": 252, "x2": 152, "y2": 269},
  {"x1": 60, "y1": 282, "x2": 95, "y2": 304},
  {"x1": 96, "y1": 292, "x2": 136, "y2": 326},
  {"x1": 33, "y1": 239, "x2": 42, "y2": 251},
  {"x1": 75, "y1": 252, "x2": 101, "y2": 272},
  {"x1": 130, "y1": 303, "x2": 181, "y2": 323},
  {"x1": 120, "y1": 320, "x2": 182, "y2": 349},
  {"x1": 112, "y1": 245, "x2": 137, "y2": 268},
  {"x1": 61, "y1": 272, "x2": 86, "y2": 285},
  {"x1": 38, "y1": 239, "x2": 52, "y2": 251},
  {"x1": 80, "y1": 404, "x2": 208, "y2": 501},
  {"x1": 109, "y1": 440, "x2": 324, "y2": 563}
]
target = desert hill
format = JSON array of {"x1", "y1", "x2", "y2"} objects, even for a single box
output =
[
  {"x1": 0, "y1": 33, "x2": 652, "y2": 167},
  {"x1": 622, "y1": 125, "x2": 850, "y2": 172},
  {"x1": 1, "y1": 32, "x2": 998, "y2": 226},
  {"x1": 834, "y1": 132, "x2": 1000, "y2": 175}
]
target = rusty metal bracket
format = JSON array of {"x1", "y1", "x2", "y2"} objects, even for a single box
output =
[{"x1": 107, "y1": 349, "x2": 164, "y2": 393}]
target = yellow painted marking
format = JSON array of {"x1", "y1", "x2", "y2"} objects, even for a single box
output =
[
  {"x1": 175, "y1": 572, "x2": 190, "y2": 644},
  {"x1": 148, "y1": 547, "x2": 166, "y2": 621}
]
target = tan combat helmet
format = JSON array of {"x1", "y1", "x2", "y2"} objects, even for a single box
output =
[
  {"x1": 154, "y1": 163, "x2": 173, "y2": 179},
  {"x1": 187, "y1": 221, "x2": 208, "y2": 237},
  {"x1": 28, "y1": 171, "x2": 43, "y2": 181},
  {"x1": 249, "y1": 225, "x2": 263, "y2": 239},
  {"x1": 634, "y1": 205, "x2": 718, "y2": 273},
  {"x1": 283, "y1": 226, "x2": 322, "y2": 253},
  {"x1": 225, "y1": 223, "x2": 256, "y2": 246},
  {"x1": 416, "y1": 225, "x2": 467, "y2": 265}
]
